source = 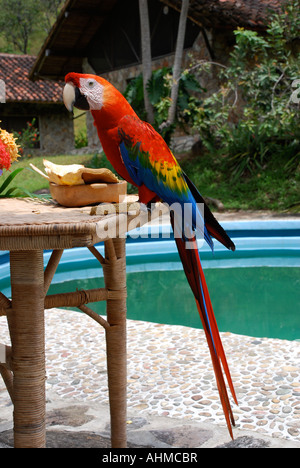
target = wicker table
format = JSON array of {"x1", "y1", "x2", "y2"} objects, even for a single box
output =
[{"x1": 0, "y1": 198, "x2": 150, "y2": 448}]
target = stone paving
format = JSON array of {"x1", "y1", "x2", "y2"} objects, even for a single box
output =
[{"x1": 1, "y1": 308, "x2": 299, "y2": 445}]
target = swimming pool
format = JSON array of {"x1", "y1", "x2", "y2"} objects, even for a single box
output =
[{"x1": 1, "y1": 219, "x2": 299, "y2": 341}]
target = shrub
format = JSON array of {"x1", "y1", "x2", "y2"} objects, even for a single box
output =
[
  {"x1": 124, "y1": 67, "x2": 204, "y2": 143},
  {"x1": 75, "y1": 128, "x2": 88, "y2": 148},
  {"x1": 13, "y1": 118, "x2": 40, "y2": 157},
  {"x1": 190, "y1": 1, "x2": 300, "y2": 178}
]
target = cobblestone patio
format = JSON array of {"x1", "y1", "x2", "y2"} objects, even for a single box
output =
[{"x1": 1, "y1": 308, "x2": 299, "y2": 444}]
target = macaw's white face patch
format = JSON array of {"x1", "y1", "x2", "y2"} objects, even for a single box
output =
[{"x1": 79, "y1": 77, "x2": 104, "y2": 110}]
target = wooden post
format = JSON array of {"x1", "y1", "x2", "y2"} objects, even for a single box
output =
[
  {"x1": 103, "y1": 238, "x2": 127, "y2": 448},
  {"x1": 8, "y1": 250, "x2": 46, "y2": 448}
]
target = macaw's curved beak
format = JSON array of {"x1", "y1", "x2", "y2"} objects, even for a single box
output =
[{"x1": 63, "y1": 83, "x2": 90, "y2": 112}]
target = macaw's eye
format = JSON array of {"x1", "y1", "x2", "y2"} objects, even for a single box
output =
[{"x1": 88, "y1": 80, "x2": 95, "y2": 88}]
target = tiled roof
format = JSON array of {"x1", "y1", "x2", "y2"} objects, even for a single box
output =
[
  {"x1": 162, "y1": 0, "x2": 282, "y2": 29},
  {"x1": 30, "y1": 0, "x2": 284, "y2": 81},
  {"x1": 0, "y1": 54, "x2": 63, "y2": 104}
]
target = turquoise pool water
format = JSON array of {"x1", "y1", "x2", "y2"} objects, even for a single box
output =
[
  {"x1": 1, "y1": 220, "x2": 299, "y2": 341},
  {"x1": 44, "y1": 265, "x2": 299, "y2": 341}
]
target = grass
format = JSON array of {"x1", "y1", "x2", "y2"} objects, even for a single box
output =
[
  {"x1": 178, "y1": 150, "x2": 300, "y2": 212},
  {"x1": 1, "y1": 152, "x2": 127, "y2": 195},
  {"x1": 73, "y1": 108, "x2": 87, "y2": 135},
  {"x1": 2, "y1": 154, "x2": 95, "y2": 194},
  {"x1": 1, "y1": 149, "x2": 299, "y2": 212}
]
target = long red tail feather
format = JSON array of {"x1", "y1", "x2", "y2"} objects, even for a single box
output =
[
  {"x1": 170, "y1": 214, "x2": 237, "y2": 437},
  {"x1": 195, "y1": 298, "x2": 235, "y2": 438},
  {"x1": 197, "y1": 260, "x2": 238, "y2": 406}
]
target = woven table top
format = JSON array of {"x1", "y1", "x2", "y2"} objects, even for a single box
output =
[
  {"x1": 0, "y1": 198, "x2": 103, "y2": 229},
  {"x1": 0, "y1": 198, "x2": 145, "y2": 251}
]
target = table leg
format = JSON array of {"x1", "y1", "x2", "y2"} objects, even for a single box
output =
[
  {"x1": 7, "y1": 250, "x2": 46, "y2": 448},
  {"x1": 103, "y1": 238, "x2": 127, "y2": 448}
]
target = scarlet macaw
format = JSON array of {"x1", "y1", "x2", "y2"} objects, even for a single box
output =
[{"x1": 63, "y1": 73, "x2": 238, "y2": 437}]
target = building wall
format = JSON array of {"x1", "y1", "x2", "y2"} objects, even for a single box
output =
[
  {"x1": 0, "y1": 103, "x2": 75, "y2": 155},
  {"x1": 39, "y1": 109, "x2": 74, "y2": 154}
]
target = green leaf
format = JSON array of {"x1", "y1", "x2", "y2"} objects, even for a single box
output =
[
  {"x1": 18, "y1": 187, "x2": 52, "y2": 200},
  {"x1": 0, "y1": 187, "x2": 19, "y2": 197},
  {"x1": 0, "y1": 168, "x2": 23, "y2": 194},
  {"x1": 180, "y1": 73, "x2": 203, "y2": 93},
  {"x1": 146, "y1": 72, "x2": 167, "y2": 105}
]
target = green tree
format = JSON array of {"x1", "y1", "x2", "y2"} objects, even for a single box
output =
[
  {"x1": 39, "y1": 0, "x2": 64, "y2": 33},
  {"x1": 0, "y1": 0, "x2": 40, "y2": 54},
  {"x1": 0, "y1": 0, "x2": 63, "y2": 54}
]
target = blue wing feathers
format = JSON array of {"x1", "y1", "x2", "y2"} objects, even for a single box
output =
[
  {"x1": 119, "y1": 141, "x2": 143, "y2": 186},
  {"x1": 119, "y1": 125, "x2": 213, "y2": 251}
]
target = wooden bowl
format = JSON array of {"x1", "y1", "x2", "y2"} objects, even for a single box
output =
[{"x1": 50, "y1": 181, "x2": 127, "y2": 207}]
